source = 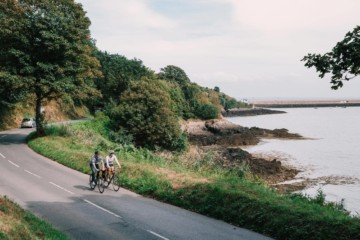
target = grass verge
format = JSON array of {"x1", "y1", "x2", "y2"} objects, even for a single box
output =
[
  {"x1": 27, "y1": 117, "x2": 360, "y2": 240},
  {"x1": 0, "y1": 196, "x2": 69, "y2": 240}
]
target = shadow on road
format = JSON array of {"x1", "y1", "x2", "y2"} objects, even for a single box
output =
[{"x1": 0, "y1": 133, "x2": 29, "y2": 145}]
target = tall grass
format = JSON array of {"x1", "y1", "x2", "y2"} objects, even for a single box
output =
[
  {"x1": 0, "y1": 196, "x2": 69, "y2": 240},
  {"x1": 27, "y1": 118, "x2": 360, "y2": 240}
]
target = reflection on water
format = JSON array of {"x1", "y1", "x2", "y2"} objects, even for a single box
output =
[{"x1": 227, "y1": 107, "x2": 360, "y2": 214}]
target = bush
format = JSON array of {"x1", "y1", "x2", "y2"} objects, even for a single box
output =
[
  {"x1": 195, "y1": 103, "x2": 219, "y2": 120},
  {"x1": 110, "y1": 78, "x2": 187, "y2": 151},
  {"x1": 169, "y1": 133, "x2": 189, "y2": 152}
]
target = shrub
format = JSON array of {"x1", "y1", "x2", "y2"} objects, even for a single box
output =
[
  {"x1": 195, "y1": 103, "x2": 219, "y2": 120},
  {"x1": 110, "y1": 78, "x2": 187, "y2": 151}
]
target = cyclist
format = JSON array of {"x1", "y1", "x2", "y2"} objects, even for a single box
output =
[
  {"x1": 89, "y1": 150, "x2": 104, "y2": 183},
  {"x1": 105, "y1": 150, "x2": 121, "y2": 181}
]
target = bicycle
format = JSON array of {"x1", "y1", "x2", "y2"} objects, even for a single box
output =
[
  {"x1": 89, "y1": 170, "x2": 106, "y2": 193},
  {"x1": 104, "y1": 167, "x2": 120, "y2": 192}
]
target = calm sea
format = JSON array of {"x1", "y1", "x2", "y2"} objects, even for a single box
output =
[{"x1": 227, "y1": 107, "x2": 360, "y2": 214}]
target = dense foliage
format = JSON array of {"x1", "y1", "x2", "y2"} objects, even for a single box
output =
[
  {"x1": 93, "y1": 50, "x2": 154, "y2": 104},
  {"x1": 158, "y1": 65, "x2": 191, "y2": 86},
  {"x1": 109, "y1": 78, "x2": 187, "y2": 151},
  {"x1": 0, "y1": 0, "x2": 101, "y2": 134},
  {"x1": 303, "y1": 25, "x2": 360, "y2": 89},
  {"x1": 90, "y1": 57, "x2": 246, "y2": 147},
  {"x1": 195, "y1": 103, "x2": 219, "y2": 120}
]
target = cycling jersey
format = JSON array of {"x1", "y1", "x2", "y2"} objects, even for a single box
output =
[
  {"x1": 89, "y1": 155, "x2": 103, "y2": 169},
  {"x1": 106, "y1": 155, "x2": 119, "y2": 168}
]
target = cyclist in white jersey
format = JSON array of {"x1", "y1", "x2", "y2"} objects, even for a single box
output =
[{"x1": 105, "y1": 150, "x2": 121, "y2": 181}]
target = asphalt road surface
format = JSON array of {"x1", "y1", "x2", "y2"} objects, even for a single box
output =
[{"x1": 0, "y1": 127, "x2": 273, "y2": 240}]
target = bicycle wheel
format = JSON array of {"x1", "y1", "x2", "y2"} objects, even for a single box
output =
[
  {"x1": 97, "y1": 177, "x2": 105, "y2": 193},
  {"x1": 112, "y1": 174, "x2": 120, "y2": 192},
  {"x1": 89, "y1": 174, "x2": 96, "y2": 190},
  {"x1": 104, "y1": 174, "x2": 110, "y2": 188},
  {"x1": 101, "y1": 170, "x2": 108, "y2": 188}
]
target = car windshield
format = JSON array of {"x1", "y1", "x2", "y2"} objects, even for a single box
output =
[{"x1": 22, "y1": 118, "x2": 31, "y2": 122}]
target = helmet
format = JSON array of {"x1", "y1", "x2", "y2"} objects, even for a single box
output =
[
  {"x1": 95, "y1": 150, "x2": 99, "y2": 154},
  {"x1": 109, "y1": 150, "x2": 114, "y2": 154}
]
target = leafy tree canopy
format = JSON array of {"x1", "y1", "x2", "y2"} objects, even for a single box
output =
[
  {"x1": 158, "y1": 65, "x2": 190, "y2": 86},
  {"x1": 0, "y1": 0, "x2": 101, "y2": 133},
  {"x1": 110, "y1": 78, "x2": 186, "y2": 151},
  {"x1": 302, "y1": 25, "x2": 360, "y2": 89},
  {"x1": 93, "y1": 50, "x2": 154, "y2": 104}
]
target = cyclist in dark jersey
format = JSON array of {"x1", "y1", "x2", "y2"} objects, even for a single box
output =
[{"x1": 89, "y1": 150, "x2": 103, "y2": 183}]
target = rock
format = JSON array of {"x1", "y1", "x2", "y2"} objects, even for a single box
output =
[
  {"x1": 184, "y1": 118, "x2": 302, "y2": 184},
  {"x1": 222, "y1": 108, "x2": 286, "y2": 117},
  {"x1": 186, "y1": 119, "x2": 302, "y2": 147}
]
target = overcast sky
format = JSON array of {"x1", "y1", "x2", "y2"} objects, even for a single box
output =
[{"x1": 76, "y1": 0, "x2": 360, "y2": 100}]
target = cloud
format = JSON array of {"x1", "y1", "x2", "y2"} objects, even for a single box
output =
[
  {"x1": 228, "y1": 0, "x2": 360, "y2": 31},
  {"x1": 76, "y1": 0, "x2": 360, "y2": 99},
  {"x1": 80, "y1": 0, "x2": 174, "y2": 29}
]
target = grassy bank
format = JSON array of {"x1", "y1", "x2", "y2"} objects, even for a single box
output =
[
  {"x1": 27, "y1": 118, "x2": 360, "y2": 240},
  {"x1": 0, "y1": 196, "x2": 69, "y2": 240}
]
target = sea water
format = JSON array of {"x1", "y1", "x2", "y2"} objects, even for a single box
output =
[{"x1": 227, "y1": 107, "x2": 360, "y2": 214}]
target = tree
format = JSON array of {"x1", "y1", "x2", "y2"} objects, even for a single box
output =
[
  {"x1": 110, "y1": 78, "x2": 186, "y2": 151},
  {"x1": 93, "y1": 50, "x2": 154, "y2": 104},
  {"x1": 160, "y1": 80, "x2": 192, "y2": 119},
  {"x1": 158, "y1": 65, "x2": 190, "y2": 87},
  {"x1": 302, "y1": 26, "x2": 360, "y2": 89},
  {"x1": 0, "y1": 0, "x2": 101, "y2": 134}
]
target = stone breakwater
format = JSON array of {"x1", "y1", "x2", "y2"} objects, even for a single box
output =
[{"x1": 252, "y1": 99, "x2": 360, "y2": 108}]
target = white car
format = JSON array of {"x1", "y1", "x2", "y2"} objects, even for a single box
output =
[{"x1": 21, "y1": 118, "x2": 36, "y2": 128}]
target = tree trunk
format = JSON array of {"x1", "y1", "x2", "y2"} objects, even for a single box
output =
[{"x1": 35, "y1": 95, "x2": 45, "y2": 136}]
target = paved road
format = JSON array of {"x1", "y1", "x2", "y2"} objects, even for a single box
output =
[{"x1": 0, "y1": 128, "x2": 273, "y2": 240}]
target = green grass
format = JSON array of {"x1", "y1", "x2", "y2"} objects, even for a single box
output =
[
  {"x1": 0, "y1": 196, "x2": 69, "y2": 240},
  {"x1": 27, "y1": 118, "x2": 360, "y2": 240}
]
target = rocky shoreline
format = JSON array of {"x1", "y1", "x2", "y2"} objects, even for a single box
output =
[
  {"x1": 184, "y1": 118, "x2": 303, "y2": 189},
  {"x1": 222, "y1": 107, "x2": 286, "y2": 117}
]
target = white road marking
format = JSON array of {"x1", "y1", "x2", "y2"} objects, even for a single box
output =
[
  {"x1": 49, "y1": 182, "x2": 75, "y2": 195},
  {"x1": 0, "y1": 153, "x2": 5, "y2": 158},
  {"x1": 8, "y1": 160, "x2": 19, "y2": 168},
  {"x1": 83, "y1": 199, "x2": 122, "y2": 218},
  {"x1": 25, "y1": 170, "x2": 41, "y2": 178},
  {"x1": 147, "y1": 230, "x2": 170, "y2": 240}
]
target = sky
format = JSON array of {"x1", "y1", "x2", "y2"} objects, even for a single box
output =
[{"x1": 76, "y1": 0, "x2": 360, "y2": 100}]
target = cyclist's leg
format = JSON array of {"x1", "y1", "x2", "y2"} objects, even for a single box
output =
[
  {"x1": 105, "y1": 165, "x2": 110, "y2": 179},
  {"x1": 95, "y1": 164, "x2": 100, "y2": 181},
  {"x1": 90, "y1": 164, "x2": 96, "y2": 182}
]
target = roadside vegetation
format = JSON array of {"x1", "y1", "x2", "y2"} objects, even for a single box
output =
[
  {"x1": 27, "y1": 116, "x2": 360, "y2": 240},
  {"x1": 0, "y1": 196, "x2": 69, "y2": 240}
]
